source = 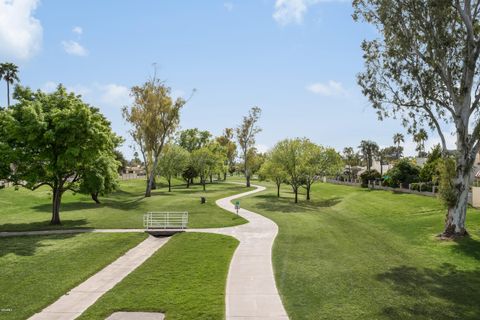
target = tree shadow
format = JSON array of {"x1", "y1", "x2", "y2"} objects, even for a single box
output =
[
  {"x1": 253, "y1": 194, "x2": 343, "y2": 213},
  {"x1": 377, "y1": 264, "x2": 480, "y2": 319},
  {"x1": 0, "y1": 233, "x2": 82, "y2": 257},
  {"x1": 451, "y1": 237, "x2": 480, "y2": 261},
  {"x1": 0, "y1": 219, "x2": 91, "y2": 232}
]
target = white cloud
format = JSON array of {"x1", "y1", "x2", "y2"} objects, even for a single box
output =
[
  {"x1": 72, "y1": 26, "x2": 83, "y2": 35},
  {"x1": 99, "y1": 84, "x2": 131, "y2": 107},
  {"x1": 307, "y1": 80, "x2": 348, "y2": 97},
  {"x1": 62, "y1": 40, "x2": 88, "y2": 56},
  {"x1": 0, "y1": 0, "x2": 42, "y2": 60},
  {"x1": 273, "y1": 0, "x2": 307, "y2": 25},
  {"x1": 273, "y1": 0, "x2": 347, "y2": 25},
  {"x1": 224, "y1": 2, "x2": 234, "y2": 12}
]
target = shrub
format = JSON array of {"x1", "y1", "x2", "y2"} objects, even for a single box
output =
[
  {"x1": 360, "y1": 170, "x2": 381, "y2": 188},
  {"x1": 410, "y1": 182, "x2": 435, "y2": 192},
  {"x1": 383, "y1": 159, "x2": 420, "y2": 188}
]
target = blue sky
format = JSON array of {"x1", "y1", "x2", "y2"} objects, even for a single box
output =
[{"x1": 0, "y1": 0, "x2": 445, "y2": 159}]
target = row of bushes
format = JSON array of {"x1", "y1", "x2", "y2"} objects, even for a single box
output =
[{"x1": 359, "y1": 156, "x2": 441, "y2": 190}]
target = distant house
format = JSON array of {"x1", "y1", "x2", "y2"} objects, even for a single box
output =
[{"x1": 123, "y1": 165, "x2": 146, "y2": 177}]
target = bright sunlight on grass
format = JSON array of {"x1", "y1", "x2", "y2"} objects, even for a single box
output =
[
  {"x1": 78, "y1": 232, "x2": 238, "y2": 320},
  {"x1": 0, "y1": 179, "x2": 250, "y2": 231},
  {"x1": 0, "y1": 232, "x2": 147, "y2": 320},
  {"x1": 239, "y1": 181, "x2": 480, "y2": 320}
]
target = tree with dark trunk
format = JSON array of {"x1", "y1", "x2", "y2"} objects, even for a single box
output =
[
  {"x1": 236, "y1": 107, "x2": 262, "y2": 187},
  {"x1": 354, "y1": 0, "x2": 480, "y2": 237},
  {"x1": 0, "y1": 85, "x2": 120, "y2": 225}
]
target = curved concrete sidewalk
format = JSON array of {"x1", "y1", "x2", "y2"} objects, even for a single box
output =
[{"x1": 190, "y1": 184, "x2": 289, "y2": 320}]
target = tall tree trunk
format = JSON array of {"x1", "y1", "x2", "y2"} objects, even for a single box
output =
[
  {"x1": 6, "y1": 82, "x2": 10, "y2": 107},
  {"x1": 277, "y1": 183, "x2": 280, "y2": 197},
  {"x1": 145, "y1": 156, "x2": 160, "y2": 197},
  {"x1": 51, "y1": 187, "x2": 63, "y2": 225},
  {"x1": 210, "y1": 174, "x2": 213, "y2": 183},
  {"x1": 244, "y1": 151, "x2": 250, "y2": 187},
  {"x1": 202, "y1": 179, "x2": 206, "y2": 191},
  {"x1": 294, "y1": 187, "x2": 298, "y2": 203},
  {"x1": 442, "y1": 169, "x2": 469, "y2": 238},
  {"x1": 168, "y1": 178, "x2": 171, "y2": 192},
  {"x1": 186, "y1": 179, "x2": 190, "y2": 188},
  {"x1": 224, "y1": 172, "x2": 227, "y2": 181},
  {"x1": 91, "y1": 192, "x2": 100, "y2": 204},
  {"x1": 306, "y1": 184, "x2": 311, "y2": 201}
]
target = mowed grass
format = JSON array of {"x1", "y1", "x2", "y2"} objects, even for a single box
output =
[
  {"x1": 78, "y1": 232, "x2": 238, "y2": 320},
  {"x1": 239, "y1": 181, "x2": 480, "y2": 320},
  {"x1": 0, "y1": 232, "x2": 147, "y2": 320},
  {"x1": 0, "y1": 178, "x2": 249, "y2": 231}
]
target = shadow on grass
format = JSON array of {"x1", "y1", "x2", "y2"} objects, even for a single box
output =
[
  {"x1": 452, "y1": 237, "x2": 480, "y2": 261},
  {"x1": 0, "y1": 219, "x2": 91, "y2": 232},
  {"x1": 253, "y1": 194, "x2": 343, "y2": 213},
  {"x1": 0, "y1": 233, "x2": 82, "y2": 257},
  {"x1": 377, "y1": 264, "x2": 480, "y2": 319}
]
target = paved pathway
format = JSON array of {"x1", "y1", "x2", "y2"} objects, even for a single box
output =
[
  {"x1": 7, "y1": 183, "x2": 288, "y2": 319},
  {"x1": 28, "y1": 236, "x2": 169, "y2": 320},
  {"x1": 190, "y1": 184, "x2": 289, "y2": 320}
]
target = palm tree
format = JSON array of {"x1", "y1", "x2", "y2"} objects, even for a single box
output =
[
  {"x1": 359, "y1": 140, "x2": 379, "y2": 171},
  {"x1": 413, "y1": 129, "x2": 428, "y2": 157},
  {"x1": 0, "y1": 63, "x2": 20, "y2": 107},
  {"x1": 393, "y1": 133, "x2": 404, "y2": 159}
]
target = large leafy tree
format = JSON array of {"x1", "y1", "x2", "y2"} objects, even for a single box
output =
[
  {"x1": 236, "y1": 107, "x2": 262, "y2": 187},
  {"x1": 191, "y1": 147, "x2": 216, "y2": 191},
  {"x1": 79, "y1": 154, "x2": 120, "y2": 204},
  {"x1": 358, "y1": 140, "x2": 379, "y2": 171},
  {"x1": 177, "y1": 128, "x2": 211, "y2": 186},
  {"x1": 123, "y1": 77, "x2": 188, "y2": 197},
  {"x1": 0, "y1": 85, "x2": 121, "y2": 224},
  {"x1": 177, "y1": 128, "x2": 212, "y2": 152},
  {"x1": 259, "y1": 158, "x2": 287, "y2": 197},
  {"x1": 353, "y1": 0, "x2": 480, "y2": 237},
  {"x1": 0, "y1": 62, "x2": 19, "y2": 107},
  {"x1": 157, "y1": 144, "x2": 189, "y2": 192},
  {"x1": 272, "y1": 138, "x2": 304, "y2": 203},
  {"x1": 216, "y1": 128, "x2": 237, "y2": 179},
  {"x1": 301, "y1": 142, "x2": 343, "y2": 200}
]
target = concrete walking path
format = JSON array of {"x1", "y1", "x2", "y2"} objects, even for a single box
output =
[
  {"x1": 28, "y1": 235, "x2": 170, "y2": 320},
  {"x1": 7, "y1": 183, "x2": 288, "y2": 319},
  {"x1": 190, "y1": 184, "x2": 289, "y2": 320}
]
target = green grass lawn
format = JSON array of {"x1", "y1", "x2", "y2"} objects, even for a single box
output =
[
  {"x1": 78, "y1": 232, "x2": 238, "y2": 320},
  {"x1": 239, "y1": 181, "x2": 480, "y2": 320},
  {"x1": 0, "y1": 178, "x2": 249, "y2": 231},
  {"x1": 0, "y1": 232, "x2": 147, "y2": 320}
]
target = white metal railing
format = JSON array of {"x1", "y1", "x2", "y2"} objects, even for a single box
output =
[{"x1": 143, "y1": 212, "x2": 188, "y2": 230}]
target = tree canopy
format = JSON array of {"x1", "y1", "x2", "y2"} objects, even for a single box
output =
[
  {"x1": 353, "y1": 0, "x2": 480, "y2": 237},
  {"x1": 0, "y1": 85, "x2": 121, "y2": 224}
]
